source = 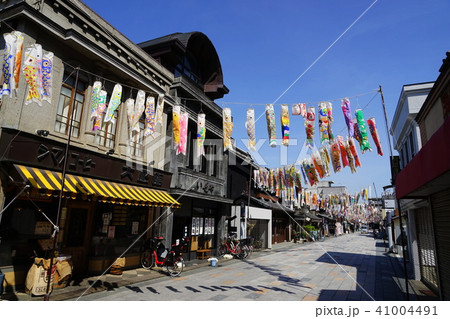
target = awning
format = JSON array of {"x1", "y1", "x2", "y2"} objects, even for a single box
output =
[
  {"x1": 250, "y1": 196, "x2": 294, "y2": 213},
  {"x1": 294, "y1": 212, "x2": 322, "y2": 222},
  {"x1": 317, "y1": 213, "x2": 336, "y2": 220},
  {"x1": 171, "y1": 189, "x2": 234, "y2": 204},
  {"x1": 14, "y1": 164, "x2": 180, "y2": 207}
]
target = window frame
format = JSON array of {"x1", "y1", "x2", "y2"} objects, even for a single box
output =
[
  {"x1": 94, "y1": 90, "x2": 118, "y2": 149},
  {"x1": 129, "y1": 113, "x2": 146, "y2": 158},
  {"x1": 54, "y1": 73, "x2": 86, "y2": 138}
]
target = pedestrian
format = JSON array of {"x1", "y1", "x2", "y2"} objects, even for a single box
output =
[{"x1": 373, "y1": 229, "x2": 379, "y2": 240}]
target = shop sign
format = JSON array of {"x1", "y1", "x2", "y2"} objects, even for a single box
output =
[
  {"x1": 34, "y1": 221, "x2": 52, "y2": 235},
  {"x1": 107, "y1": 226, "x2": 115, "y2": 239},
  {"x1": 38, "y1": 144, "x2": 96, "y2": 171},
  {"x1": 37, "y1": 143, "x2": 165, "y2": 187},
  {"x1": 384, "y1": 199, "x2": 395, "y2": 209},
  {"x1": 121, "y1": 165, "x2": 164, "y2": 187}
]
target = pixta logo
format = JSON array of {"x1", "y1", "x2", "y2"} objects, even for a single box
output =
[{"x1": 124, "y1": 134, "x2": 312, "y2": 170}]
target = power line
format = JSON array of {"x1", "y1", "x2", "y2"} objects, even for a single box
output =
[
  {"x1": 219, "y1": 89, "x2": 379, "y2": 108},
  {"x1": 271, "y1": 0, "x2": 380, "y2": 105}
]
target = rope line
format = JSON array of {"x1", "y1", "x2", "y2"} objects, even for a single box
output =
[{"x1": 271, "y1": 0, "x2": 380, "y2": 105}]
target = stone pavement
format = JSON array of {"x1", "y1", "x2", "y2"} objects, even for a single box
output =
[{"x1": 1, "y1": 232, "x2": 439, "y2": 301}]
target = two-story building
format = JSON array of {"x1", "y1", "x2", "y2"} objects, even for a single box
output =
[
  {"x1": 390, "y1": 82, "x2": 434, "y2": 285},
  {"x1": 228, "y1": 147, "x2": 273, "y2": 249},
  {"x1": 138, "y1": 32, "x2": 233, "y2": 260},
  {"x1": 394, "y1": 52, "x2": 450, "y2": 300},
  {"x1": 0, "y1": 0, "x2": 192, "y2": 291}
]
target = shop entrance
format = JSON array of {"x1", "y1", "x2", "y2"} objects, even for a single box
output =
[
  {"x1": 171, "y1": 198, "x2": 222, "y2": 261},
  {"x1": 272, "y1": 212, "x2": 288, "y2": 244},
  {"x1": 247, "y1": 219, "x2": 268, "y2": 249},
  {"x1": 62, "y1": 204, "x2": 93, "y2": 275},
  {"x1": 191, "y1": 208, "x2": 216, "y2": 256}
]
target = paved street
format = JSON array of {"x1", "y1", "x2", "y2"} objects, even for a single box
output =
[{"x1": 72, "y1": 233, "x2": 422, "y2": 301}]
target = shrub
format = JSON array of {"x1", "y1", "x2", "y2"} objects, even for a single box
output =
[{"x1": 303, "y1": 225, "x2": 317, "y2": 232}]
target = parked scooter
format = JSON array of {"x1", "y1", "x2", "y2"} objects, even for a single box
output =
[{"x1": 141, "y1": 236, "x2": 189, "y2": 276}]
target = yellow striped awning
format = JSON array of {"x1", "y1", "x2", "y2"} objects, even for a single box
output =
[{"x1": 14, "y1": 164, "x2": 180, "y2": 207}]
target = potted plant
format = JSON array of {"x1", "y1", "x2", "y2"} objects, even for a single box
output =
[
  {"x1": 292, "y1": 230, "x2": 301, "y2": 243},
  {"x1": 208, "y1": 257, "x2": 218, "y2": 267},
  {"x1": 303, "y1": 225, "x2": 317, "y2": 241}
]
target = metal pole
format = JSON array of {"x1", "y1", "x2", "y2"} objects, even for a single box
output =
[
  {"x1": 379, "y1": 85, "x2": 410, "y2": 300},
  {"x1": 247, "y1": 154, "x2": 253, "y2": 239},
  {"x1": 44, "y1": 68, "x2": 80, "y2": 300},
  {"x1": 372, "y1": 182, "x2": 378, "y2": 199}
]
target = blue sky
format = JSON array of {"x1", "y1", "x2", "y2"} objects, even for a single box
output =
[{"x1": 83, "y1": 0, "x2": 450, "y2": 195}]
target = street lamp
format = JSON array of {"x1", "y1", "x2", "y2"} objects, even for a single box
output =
[{"x1": 36, "y1": 129, "x2": 49, "y2": 137}]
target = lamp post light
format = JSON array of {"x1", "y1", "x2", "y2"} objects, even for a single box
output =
[{"x1": 36, "y1": 130, "x2": 50, "y2": 137}]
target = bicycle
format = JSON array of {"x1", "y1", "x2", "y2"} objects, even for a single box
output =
[
  {"x1": 241, "y1": 237, "x2": 254, "y2": 257},
  {"x1": 317, "y1": 228, "x2": 325, "y2": 242},
  {"x1": 315, "y1": 220, "x2": 327, "y2": 242},
  {"x1": 217, "y1": 233, "x2": 248, "y2": 259},
  {"x1": 310, "y1": 229, "x2": 325, "y2": 242},
  {"x1": 141, "y1": 236, "x2": 189, "y2": 277}
]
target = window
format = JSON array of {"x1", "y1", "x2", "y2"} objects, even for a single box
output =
[
  {"x1": 190, "y1": 208, "x2": 216, "y2": 251},
  {"x1": 95, "y1": 116, "x2": 117, "y2": 149},
  {"x1": 186, "y1": 131, "x2": 194, "y2": 169},
  {"x1": 409, "y1": 132, "x2": 415, "y2": 158},
  {"x1": 200, "y1": 146, "x2": 207, "y2": 174},
  {"x1": 206, "y1": 144, "x2": 218, "y2": 177},
  {"x1": 129, "y1": 113, "x2": 145, "y2": 157},
  {"x1": 54, "y1": 73, "x2": 85, "y2": 137},
  {"x1": 94, "y1": 90, "x2": 117, "y2": 149},
  {"x1": 194, "y1": 143, "x2": 220, "y2": 176},
  {"x1": 401, "y1": 146, "x2": 409, "y2": 169},
  {"x1": 399, "y1": 143, "x2": 409, "y2": 169},
  {"x1": 405, "y1": 139, "x2": 410, "y2": 164},
  {"x1": 175, "y1": 53, "x2": 202, "y2": 86},
  {"x1": 90, "y1": 203, "x2": 149, "y2": 257}
]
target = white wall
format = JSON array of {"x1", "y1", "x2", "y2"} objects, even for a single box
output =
[
  {"x1": 391, "y1": 83, "x2": 433, "y2": 150},
  {"x1": 248, "y1": 206, "x2": 272, "y2": 220}
]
